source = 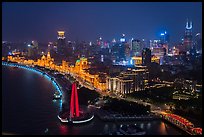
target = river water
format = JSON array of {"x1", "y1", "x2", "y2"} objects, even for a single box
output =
[{"x1": 2, "y1": 65, "x2": 187, "y2": 135}]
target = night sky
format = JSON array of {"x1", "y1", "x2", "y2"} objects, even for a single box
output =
[{"x1": 2, "y1": 2, "x2": 202, "y2": 45}]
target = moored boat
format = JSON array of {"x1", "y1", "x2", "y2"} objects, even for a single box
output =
[{"x1": 53, "y1": 92, "x2": 62, "y2": 100}]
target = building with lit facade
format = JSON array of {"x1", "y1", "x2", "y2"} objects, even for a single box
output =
[
  {"x1": 151, "y1": 47, "x2": 166, "y2": 56},
  {"x1": 27, "y1": 41, "x2": 38, "y2": 58},
  {"x1": 120, "y1": 33, "x2": 126, "y2": 43},
  {"x1": 151, "y1": 46, "x2": 166, "y2": 65},
  {"x1": 183, "y1": 20, "x2": 193, "y2": 53},
  {"x1": 35, "y1": 52, "x2": 56, "y2": 70},
  {"x1": 7, "y1": 55, "x2": 25, "y2": 64},
  {"x1": 6, "y1": 51, "x2": 107, "y2": 92},
  {"x1": 160, "y1": 31, "x2": 169, "y2": 45},
  {"x1": 132, "y1": 55, "x2": 160, "y2": 66},
  {"x1": 150, "y1": 40, "x2": 160, "y2": 49},
  {"x1": 124, "y1": 43, "x2": 131, "y2": 61},
  {"x1": 69, "y1": 57, "x2": 107, "y2": 91},
  {"x1": 106, "y1": 67, "x2": 149, "y2": 95},
  {"x1": 132, "y1": 39, "x2": 143, "y2": 56},
  {"x1": 172, "y1": 46, "x2": 180, "y2": 56},
  {"x1": 57, "y1": 31, "x2": 66, "y2": 56},
  {"x1": 131, "y1": 56, "x2": 142, "y2": 65}
]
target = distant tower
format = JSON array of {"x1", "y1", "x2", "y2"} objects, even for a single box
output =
[
  {"x1": 57, "y1": 31, "x2": 66, "y2": 56},
  {"x1": 120, "y1": 33, "x2": 126, "y2": 43},
  {"x1": 183, "y1": 19, "x2": 193, "y2": 53},
  {"x1": 70, "y1": 83, "x2": 79, "y2": 118}
]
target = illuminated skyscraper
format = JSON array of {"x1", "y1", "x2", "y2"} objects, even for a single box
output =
[
  {"x1": 120, "y1": 34, "x2": 126, "y2": 43},
  {"x1": 160, "y1": 31, "x2": 169, "y2": 44},
  {"x1": 183, "y1": 19, "x2": 193, "y2": 53},
  {"x1": 57, "y1": 31, "x2": 66, "y2": 56}
]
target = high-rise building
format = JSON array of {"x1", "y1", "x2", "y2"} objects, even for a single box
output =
[
  {"x1": 57, "y1": 31, "x2": 66, "y2": 56},
  {"x1": 124, "y1": 43, "x2": 131, "y2": 60},
  {"x1": 152, "y1": 47, "x2": 166, "y2": 56},
  {"x1": 160, "y1": 31, "x2": 169, "y2": 44},
  {"x1": 183, "y1": 20, "x2": 193, "y2": 53},
  {"x1": 27, "y1": 41, "x2": 38, "y2": 58},
  {"x1": 132, "y1": 39, "x2": 143, "y2": 56},
  {"x1": 141, "y1": 39, "x2": 147, "y2": 49},
  {"x1": 150, "y1": 40, "x2": 161, "y2": 50},
  {"x1": 120, "y1": 33, "x2": 126, "y2": 43},
  {"x1": 194, "y1": 33, "x2": 202, "y2": 52},
  {"x1": 118, "y1": 43, "x2": 126, "y2": 60},
  {"x1": 142, "y1": 48, "x2": 151, "y2": 66}
]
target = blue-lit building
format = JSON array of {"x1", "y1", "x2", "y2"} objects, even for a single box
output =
[
  {"x1": 160, "y1": 31, "x2": 169, "y2": 45},
  {"x1": 120, "y1": 33, "x2": 126, "y2": 43}
]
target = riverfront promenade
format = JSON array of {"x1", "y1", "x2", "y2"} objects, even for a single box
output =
[{"x1": 3, "y1": 61, "x2": 202, "y2": 135}]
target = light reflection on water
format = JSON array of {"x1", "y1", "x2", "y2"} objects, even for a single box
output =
[{"x1": 147, "y1": 122, "x2": 151, "y2": 129}]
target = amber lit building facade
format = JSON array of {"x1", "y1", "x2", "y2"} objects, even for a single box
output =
[{"x1": 106, "y1": 67, "x2": 149, "y2": 95}]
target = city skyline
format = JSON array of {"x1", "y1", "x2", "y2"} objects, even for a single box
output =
[
  {"x1": 2, "y1": 2, "x2": 202, "y2": 135},
  {"x1": 2, "y1": 2, "x2": 202, "y2": 44}
]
